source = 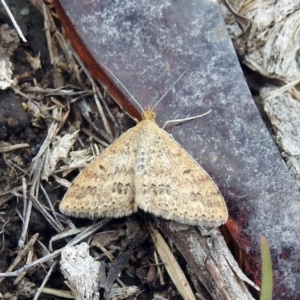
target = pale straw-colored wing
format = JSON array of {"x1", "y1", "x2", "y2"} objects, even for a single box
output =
[
  {"x1": 135, "y1": 120, "x2": 228, "y2": 227},
  {"x1": 59, "y1": 124, "x2": 142, "y2": 219}
]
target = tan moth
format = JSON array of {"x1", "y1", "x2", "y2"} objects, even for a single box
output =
[{"x1": 59, "y1": 70, "x2": 228, "y2": 227}]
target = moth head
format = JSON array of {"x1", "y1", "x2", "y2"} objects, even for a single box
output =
[{"x1": 141, "y1": 108, "x2": 156, "y2": 122}]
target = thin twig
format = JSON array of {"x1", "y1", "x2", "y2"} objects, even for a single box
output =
[
  {"x1": 80, "y1": 127, "x2": 109, "y2": 147},
  {"x1": 0, "y1": 0, "x2": 27, "y2": 42},
  {"x1": 18, "y1": 178, "x2": 29, "y2": 248},
  {"x1": 12, "y1": 87, "x2": 35, "y2": 101},
  {"x1": 59, "y1": 215, "x2": 77, "y2": 230},
  {"x1": 30, "y1": 155, "x2": 44, "y2": 197},
  {"x1": 18, "y1": 199, "x2": 32, "y2": 248},
  {"x1": 22, "y1": 178, "x2": 27, "y2": 219},
  {"x1": 31, "y1": 121, "x2": 58, "y2": 163},
  {"x1": 264, "y1": 77, "x2": 300, "y2": 102},
  {"x1": 30, "y1": 194, "x2": 63, "y2": 233},
  {"x1": 42, "y1": 2, "x2": 53, "y2": 64},
  {"x1": 23, "y1": 86, "x2": 90, "y2": 96},
  {"x1": 93, "y1": 93, "x2": 113, "y2": 139},
  {"x1": 154, "y1": 249, "x2": 165, "y2": 285},
  {"x1": 0, "y1": 143, "x2": 30, "y2": 153},
  {"x1": 5, "y1": 159, "x2": 28, "y2": 175},
  {"x1": 33, "y1": 260, "x2": 58, "y2": 300},
  {"x1": 40, "y1": 184, "x2": 63, "y2": 227},
  {"x1": 49, "y1": 227, "x2": 87, "y2": 252},
  {"x1": 94, "y1": 83, "x2": 119, "y2": 138}
]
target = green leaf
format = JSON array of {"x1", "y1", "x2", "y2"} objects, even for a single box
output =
[{"x1": 260, "y1": 236, "x2": 273, "y2": 300}]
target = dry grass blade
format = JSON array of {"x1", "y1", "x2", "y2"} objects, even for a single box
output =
[
  {"x1": 49, "y1": 227, "x2": 87, "y2": 252},
  {"x1": 150, "y1": 227, "x2": 196, "y2": 300},
  {"x1": 0, "y1": 143, "x2": 30, "y2": 153},
  {"x1": 42, "y1": 1, "x2": 54, "y2": 64},
  {"x1": 41, "y1": 287, "x2": 74, "y2": 299}
]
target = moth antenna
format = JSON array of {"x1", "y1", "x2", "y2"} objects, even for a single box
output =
[
  {"x1": 152, "y1": 68, "x2": 190, "y2": 111},
  {"x1": 162, "y1": 110, "x2": 211, "y2": 129},
  {"x1": 101, "y1": 64, "x2": 145, "y2": 113}
]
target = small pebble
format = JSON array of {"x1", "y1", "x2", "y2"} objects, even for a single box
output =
[{"x1": 20, "y1": 8, "x2": 30, "y2": 16}]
